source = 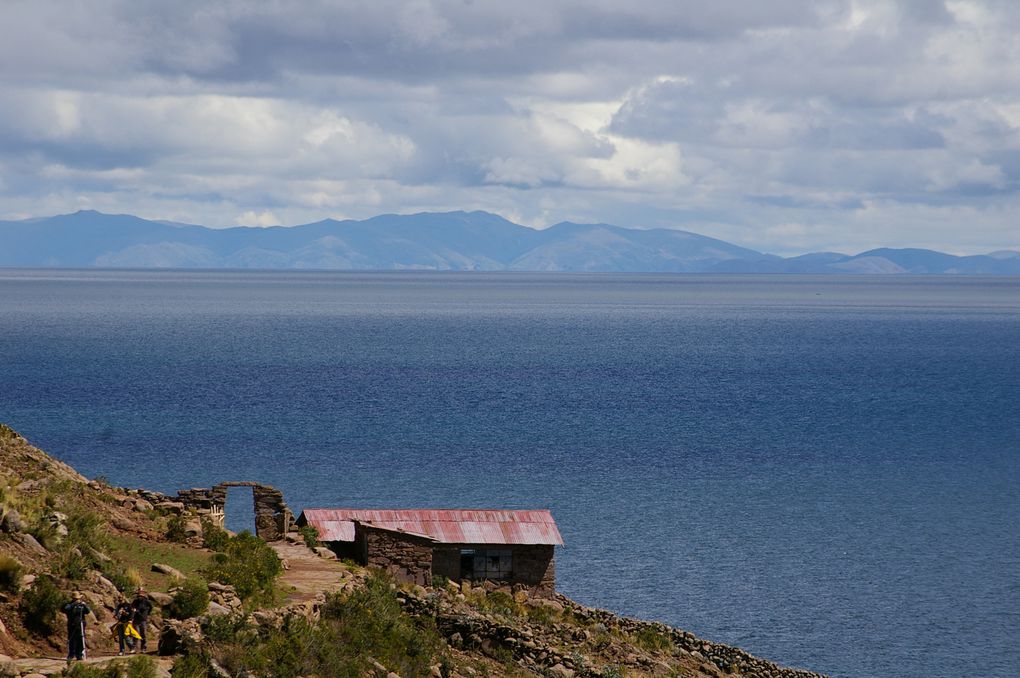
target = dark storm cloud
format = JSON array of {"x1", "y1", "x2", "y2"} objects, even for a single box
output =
[{"x1": 0, "y1": 0, "x2": 1017, "y2": 253}]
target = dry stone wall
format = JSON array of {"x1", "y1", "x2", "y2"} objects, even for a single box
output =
[
  {"x1": 357, "y1": 523, "x2": 434, "y2": 587},
  {"x1": 175, "y1": 482, "x2": 294, "y2": 541}
]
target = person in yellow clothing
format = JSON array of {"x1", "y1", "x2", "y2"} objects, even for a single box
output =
[{"x1": 112, "y1": 596, "x2": 141, "y2": 655}]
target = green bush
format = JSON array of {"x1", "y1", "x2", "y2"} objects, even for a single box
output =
[
  {"x1": 166, "y1": 577, "x2": 210, "y2": 620},
  {"x1": 0, "y1": 555, "x2": 23, "y2": 593},
  {"x1": 297, "y1": 525, "x2": 319, "y2": 548},
  {"x1": 201, "y1": 520, "x2": 230, "y2": 552},
  {"x1": 317, "y1": 572, "x2": 443, "y2": 677},
  {"x1": 19, "y1": 574, "x2": 64, "y2": 634},
  {"x1": 170, "y1": 652, "x2": 215, "y2": 678},
  {"x1": 203, "y1": 531, "x2": 281, "y2": 603},
  {"x1": 632, "y1": 625, "x2": 673, "y2": 652},
  {"x1": 165, "y1": 515, "x2": 188, "y2": 542}
]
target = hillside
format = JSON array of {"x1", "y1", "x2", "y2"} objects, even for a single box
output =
[
  {"x1": 0, "y1": 425, "x2": 826, "y2": 677},
  {"x1": 4, "y1": 209, "x2": 1013, "y2": 274}
]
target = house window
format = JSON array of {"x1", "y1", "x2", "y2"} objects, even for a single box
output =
[{"x1": 460, "y1": 548, "x2": 512, "y2": 580}]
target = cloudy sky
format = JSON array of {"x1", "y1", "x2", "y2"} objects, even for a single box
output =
[{"x1": 1, "y1": 0, "x2": 1017, "y2": 254}]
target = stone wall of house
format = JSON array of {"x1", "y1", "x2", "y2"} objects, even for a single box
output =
[
  {"x1": 356, "y1": 524, "x2": 434, "y2": 587},
  {"x1": 512, "y1": 544, "x2": 556, "y2": 597},
  {"x1": 175, "y1": 481, "x2": 294, "y2": 541}
]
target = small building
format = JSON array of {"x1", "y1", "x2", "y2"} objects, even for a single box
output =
[{"x1": 297, "y1": 508, "x2": 564, "y2": 596}]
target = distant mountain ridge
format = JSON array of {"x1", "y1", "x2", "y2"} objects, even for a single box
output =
[{"x1": 1, "y1": 209, "x2": 1017, "y2": 274}]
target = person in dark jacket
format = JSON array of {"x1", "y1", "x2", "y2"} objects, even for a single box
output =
[
  {"x1": 63, "y1": 591, "x2": 91, "y2": 661},
  {"x1": 113, "y1": 595, "x2": 135, "y2": 655},
  {"x1": 131, "y1": 588, "x2": 153, "y2": 652}
]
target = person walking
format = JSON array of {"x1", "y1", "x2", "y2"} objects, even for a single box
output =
[
  {"x1": 112, "y1": 596, "x2": 135, "y2": 655},
  {"x1": 131, "y1": 588, "x2": 153, "y2": 653},
  {"x1": 62, "y1": 591, "x2": 91, "y2": 662}
]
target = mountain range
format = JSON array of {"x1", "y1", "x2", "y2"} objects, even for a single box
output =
[{"x1": 1, "y1": 210, "x2": 1017, "y2": 274}]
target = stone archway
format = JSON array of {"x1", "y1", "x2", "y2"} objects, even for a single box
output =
[{"x1": 176, "y1": 482, "x2": 294, "y2": 541}]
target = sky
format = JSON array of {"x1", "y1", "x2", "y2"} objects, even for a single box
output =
[{"x1": 0, "y1": 1, "x2": 1017, "y2": 255}]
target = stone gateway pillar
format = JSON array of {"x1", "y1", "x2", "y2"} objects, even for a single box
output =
[{"x1": 176, "y1": 481, "x2": 294, "y2": 541}]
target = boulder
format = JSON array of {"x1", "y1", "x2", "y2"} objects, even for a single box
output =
[
  {"x1": 206, "y1": 601, "x2": 231, "y2": 617},
  {"x1": 154, "y1": 501, "x2": 185, "y2": 514},
  {"x1": 158, "y1": 619, "x2": 203, "y2": 656},
  {"x1": 16, "y1": 532, "x2": 47, "y2": 554},
  {"x1": 548, "y1": 665, "x2": 575, "y2": 678},
  {"x1": 313, "y1": 546, "x2": 337, "y2": 560},
  {"x1": 0, "y1": 508, "x2": 23, "y2": 533},
  {"x1": 183, "y1": 520, "x2": 203, "y2": 538},
  {"x1": 152, "y1": 563, "x2": 185, "y2": 580},
  {"x1": 148, "y1": 591, "x2": 174, "y2": 606}
]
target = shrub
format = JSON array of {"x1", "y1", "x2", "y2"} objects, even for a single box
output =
[
  {"x1": 101, "y1": 562, "x2": 136, "y2": 593},
  {"x1": 0, "y1": 555, "x2": 23, "y2": 593},
  {"x1": 633, "y1": 625, "x2": 673, "y2": 652},
  {"x1": 165, "y1": 515, "x2": 188, "y2": 542},
  {"x1": 166, "y1": 577, "x2": 209, "y2": 620},
  {"x1": 318, "y1": 571, "x2": 444, "y2": 676},
  {"x1": 201, "y1": 520, "x2": 230, "y2": 552},
  {"x1": 297, "y1": 525, "x2": 319, "y2": 549},
  {"x1": 170, "y1": 652, "x2": 215, "y2": 678},
  {"x1": 19, "y1": 574, "x2": 64, "y2": 634},
  {"x1": 203, "y1": 531, "x2": 281, "y2": 602},
  {"x1": 55, "y1": 547, "x2": 90, "y2": 581}
]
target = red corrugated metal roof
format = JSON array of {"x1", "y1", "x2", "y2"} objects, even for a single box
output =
[{"x1": 300, "y1": 508, "x2": 564, "y2": 546}]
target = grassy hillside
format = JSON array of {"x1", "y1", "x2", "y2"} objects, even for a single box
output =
[{"x1": 0, "y1": 425, "x2": 825, "y2": 677}]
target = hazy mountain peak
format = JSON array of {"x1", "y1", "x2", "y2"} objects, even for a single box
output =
[{"x1": 1, "y1": 210, "x2": 1018, "y2": 274}]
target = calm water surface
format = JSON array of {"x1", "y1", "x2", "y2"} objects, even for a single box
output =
[{"x1": 1, "y1": 270, "x2": 1018, "y2": 678}]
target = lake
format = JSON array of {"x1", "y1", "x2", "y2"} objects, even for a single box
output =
[{"x1": 1, "y1": 270, "x2": 1017, "y2": 677}]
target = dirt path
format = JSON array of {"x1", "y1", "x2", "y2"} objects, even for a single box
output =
[
  {"x1": 0, "y1": 654, "x2": 174, "y2": 677},
  {"x1": 271, "y1": 541, "x2": 352, "y2": 606}
]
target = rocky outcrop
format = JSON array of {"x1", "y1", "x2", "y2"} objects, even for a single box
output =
[{"x1": 396, "y1": 585, "x2": 826, "y2": 678}]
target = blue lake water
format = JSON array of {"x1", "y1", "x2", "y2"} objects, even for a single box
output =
[{"x1": 1, "y1": 270, "x2": 1018, "y2": 677}]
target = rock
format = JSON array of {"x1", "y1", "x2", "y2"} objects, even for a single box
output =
[
  {"x1": 152, "y1": 563, "x2": 185, "y2": 580},
  {"x1": 154, "y1": 501, "x2": 185, "y2": 514},
  {"x1": 0, "y1": 616, "x2": 6, "y2": 635},
  {"x1": 134, "y1": 498, "x2": 154, "y2": 512},
  {"x1": 206, "y1": 601, "x2": 231, "y2": 616},
  {"x1": 21, "y1": 573, "x2": 36, "y2": 588},
  {"x1": 158, "y1": 619, "x2": 203, "y2": 655},
  {"x1": 0, "y1": 508, "x2": 23, "y2": 533},
  {"x1": 16, "y1": 532, "x2": 47, "y2": 554},
  {"x1": 208, "y1": 582, "x2": 234, "y2": 593},
  {"x1": 88, "y1": 547, "x2": 113, "y2": 564},
  {"x1": 313, "y1": 546, "x2": 337, "y2": 560},
  {"x1": 387, "y1": 673, "x2": 400, "y2": 678},
  {"x1": 183, "y1": 520, "x2": 203, "y2": 538},
  {"x1": 22, "y1": 673, "x2": 46, "y2": 678},
  {"x1": 148, "y1": 591, "x2": 174, "y2": 606},
  {"x1": 548, "y1": 664, "x2": 574, "y2": 678}
]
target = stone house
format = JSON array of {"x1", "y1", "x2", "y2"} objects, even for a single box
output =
[{"x1": 297, "y1": 509, "x2": 563, "y2": 596}]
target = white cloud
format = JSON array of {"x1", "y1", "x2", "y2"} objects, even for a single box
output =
[
  {"x1": 0, "y1": 0, "x2": 1017, "y2": 253},
  {"x1": 235, "y1": 210, "x2": 281, "y2": 227}
]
